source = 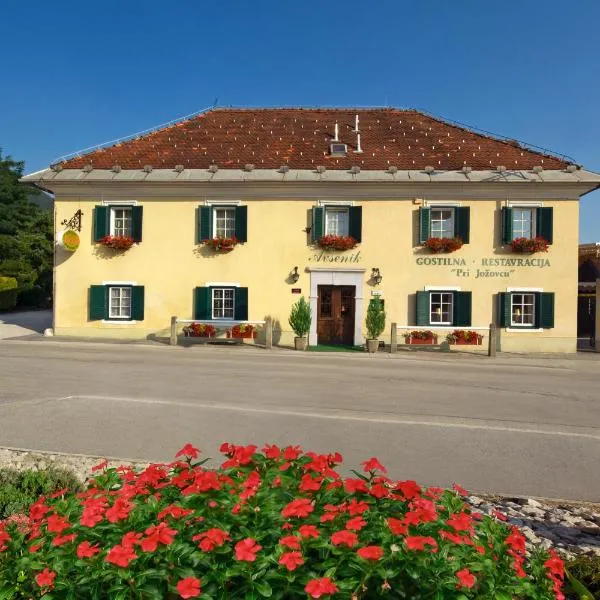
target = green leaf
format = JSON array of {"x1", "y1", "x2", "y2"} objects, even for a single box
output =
[
  {"x1": 255, "y1": 581, "x2": 273, "y2": 597},
  {"x1": 566, "y1": 568, "x2": 595, "y2": 600},
  {"x1": 0, "y1": 586, "x2": 17, "y2": 600},
  {"x1": 494, "y1": 593, "x2": 512, "y2": 600}
]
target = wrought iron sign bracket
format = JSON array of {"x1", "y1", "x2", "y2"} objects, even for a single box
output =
[{"x1": 61, "y1": 209, "x2": 83, "y2": 232}]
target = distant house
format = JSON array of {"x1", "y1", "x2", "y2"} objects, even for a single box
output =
[{"x1": 578, "y1": 243, "x2": 600, "y2": 345}]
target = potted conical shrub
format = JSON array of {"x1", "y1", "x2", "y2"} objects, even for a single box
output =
[
  {"x1": 365, "y1": 297, "x2": 385, "y2": 353},
  {"x1": 289, "y1": 296, "x2": 312, "y2": 351}
]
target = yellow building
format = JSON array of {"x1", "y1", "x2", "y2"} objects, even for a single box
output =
[{"x1": 22, "y1": 108, "x2": 600, "y2": 352}]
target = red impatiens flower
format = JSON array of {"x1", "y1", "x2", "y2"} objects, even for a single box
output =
[
  {"x1": 282, "y1": 445, "x2": 302, "y2": 460},
  {"x1": 262, "y1": 444, "x2": 281, "y2": 459},
  {"x1": 282, "y1": 498, "x2": 314, "y2": 519},
  {"x1": 35, "y1": 568, "x2": 56, "y2": 589},
  {"x1": 446, "y1": 512, "x2": 474, "y2": 533},
  {"x1": 455, "y1": 568, "x2": 476, "y2": 589},
  {"x1": 345, "y1": 516, "x2": 367, "y2": 531},
  {"x1": 279, "y1": 535, "x2": 301, "y2": 549},
  {"x1": 177, "y1": 577, "x2": 202, "y2": 598},
  {"x1": 298, "y1": 524, "x2": 320, "y2": 539},
  {"x1": 91, "y1": 459, "x2": 108, "y2": 472},
  {"x1": 76, "y1": 541, "x2": 101, "y2": 559},
  {"x1": 405, "y1": 536, "x2": 438, "y2": 552},
  {"x1": 452, "y1": 483, "x2": 468, "y2": 496},
  {"x1": 121, "y1": 531, "x2": 143, "y2": 548},
  {"x1": 106, "y1": 544, "x2": 138, "y2": 567},
  {"x1": 387, "y1": 517, "x2": 408, "y2": 536},
  {"x1": 46, "y1": 514, "x2": 70, "y2": 533},
  {"x1": 347, "y1": 499, "x2": 370, "y2": 515},
  {"x1": 141, "y1": 522, "x2": 177, "y2": 552},
  {"x1": 279, "y1": 551, "x2": 304, "y2": 571},
  {"x1": 330, "y1": 530, "x2": 358, "y2": 548},
  {"x1": 235, "y1": 538, "x2": 262, "y2": 561},
  {"x1": 357, "y1": 545, "x2": 384, "y2": 560},
  {"x1": 361, "y1": 457, "x2": 387, "y2": 474},
  {"x1": 105, "y1": 497, "x2": 133, "y2": 523},
  {"x1": 175, "y1": 443, "x2": 200, "y2": 459},
  {"x1": 395, "y1": 480, "x2": 421, "y2": 500},
  {"x1": 305, "y1": 577, "x2": 339, "y2": 598},
  {"x1": 344, "y1": 479, "x2": 369, "y2": 494},
  {"x1": 544, "y1": 550, "x2": 565, "y2": 580},
  {"x1": 157, "y1": 504, "x2": 194, "y2": 521},
  {"x1": 193, "y1": 528, "x2": 231, "y2": 552},
  {"x1": 52, "y1": 533, "x2": 77, "y2": 547},
  {"x1": 299, "y1": 473, "x2": 323, "y2": 492},
  {"x1": 0, "y1": 528, "x2": 11, "y2": 552}
]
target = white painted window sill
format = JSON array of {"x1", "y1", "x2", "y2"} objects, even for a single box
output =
[
  {"x1": 505, "y1": 328, "x2": 543, "y2": 333},
  {"x1": 101, "y1": 320, "x2": 137, "y2": 325}
]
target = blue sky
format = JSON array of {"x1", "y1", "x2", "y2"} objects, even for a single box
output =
[{"x1": 2, "y1": 0, "x2": 599, "y2": 240}]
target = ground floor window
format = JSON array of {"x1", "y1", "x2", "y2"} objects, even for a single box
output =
[
  {"x1": 498, "y1": 291, "x2": 555, "y2": 329},
  {"x1": 89, "y1": 284, "x2": 144, "y2": 321},
  {"x1": 510, "y1": 293, "x2": 535, "y2": 326},
  {"x1": 212, "y1": 288, "x2": 235, "y2": 319},
  {"x1": 429, "y1": 292, "x2": 453, "y2": 324},
  {"x1": 416, "y1": 290, "x2": 471, "y2": 327},
  {"x1": 109, "y1": 287, "x2": 132, "y2": 319}
]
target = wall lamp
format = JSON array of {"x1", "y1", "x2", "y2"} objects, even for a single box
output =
[
  {"x1": 290, "y1": 266, "x2": 300, "y2": 283},
  {"x1": 371, "y1": 268, "x2": 382, "y2": 285}
]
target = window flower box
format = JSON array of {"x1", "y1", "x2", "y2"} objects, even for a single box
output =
[
  {"x1": 226, "y1": 324, "x2": 257, "y2": 339},
  {"x1": 317, "y1": 235, "x2": 358, "y2": 251},
  {"x1": 98, "y1": 235, "x2": 135, "y2": 250},
  {"x1": 446, "y1": 330, "x2": 483, "y2": 345},
  {"x1": 182, "y1": 323, "x2": 216, "y2": 338},
  {"x1": 510, "y1": 236, "x2": 549, "y2": 253},
  {"x1": 423, "y1": 237, "x2": 464, "y2": 253},
  {"x1": 404, "y1": 330, "x2": 438, "y2": 344},
  {"x1": 203, "y1": 237, "x2": 239, "y2": 252}
]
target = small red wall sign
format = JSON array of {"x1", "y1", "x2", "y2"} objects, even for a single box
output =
[{"x1": 291, "y1": 288, "x2": 302, "y2": 294}]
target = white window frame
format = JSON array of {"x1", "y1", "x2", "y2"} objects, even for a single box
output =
[
  {"x1": 509, "y1": 292, "x2": 536, "y2": 328},
  {"x1": 429, "y1": 206, "x2": 455, "y2": 239},
  {"x1": 101, "y1": 280, "x2": 137, "y2": 324},
  {"x1": 211, "y1": 287, "x2": 235, "y2": 320},
  {"x1": 109, "y1": 206, "x2": 133, "y2": 237},
  {"x1": 511, "y1": 206, "x2": 536, "y2": 241},
  {"x1": 429, "y1": 292, "x2": 454, "y2": 325},
  {"x1": 212, "y1": 206, "x2": 236, "y2": 239},
  {"x1": 324, "y1": 206, "x2": 350, "y2": 236},
  {"x1": 505, "y1": 287, "x2": 543, "y2": 332}
]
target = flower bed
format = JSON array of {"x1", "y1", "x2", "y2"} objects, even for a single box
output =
[
  {"x1": 423, "y1": 237, "x2": 463, "y2": 253},
  {"x1": 446, "y1": 330, "x2": 484, "y2": 345},
  {"x1": 202, "y1": 237, "x2": 239, "y2": 252},
  {"x1": 404, "y1": 330, "x2": 438, "y2": 345},
  {"x1": 511, "y1": 237, "x2": 549, "y2": 253},
  {"x1": 98, "y1": 235, "x2": 135, "y2": 250},
  {"x1": 226, "y1": 324, "x2": 256, "y2": 339},
  {"x1": 0, "y1": 443, "x2": 565, "y2": 599},
  {"x1": 182, "y1": 323, "x2": 217, "y2": 338},
  {"x1": 317, "y1": 235, "x2": 358, "y2": 251}
]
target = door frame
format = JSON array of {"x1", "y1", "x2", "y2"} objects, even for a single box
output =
[{"x1": 308, "y1": 268, "x2": 365, "y2": 346}]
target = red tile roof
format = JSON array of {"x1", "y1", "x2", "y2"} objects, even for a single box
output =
[{"x1": 59, "y1": 108, "x2": 570, "y2": 171}]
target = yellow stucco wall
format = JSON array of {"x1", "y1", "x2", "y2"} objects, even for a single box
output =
[{"x1": 53, "y1": 197, "x2": 578, "y2": 352}]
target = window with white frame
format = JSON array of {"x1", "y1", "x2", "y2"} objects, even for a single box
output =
[
  {"x1": 109, "y1": 287, "x2": 132, "y2": 319},
  {"x1": 430, "y1": 292, "x2": 453, "y2": 324},
  {"x1": 512, "y1": 207, "x2": 535, "y2": 240},
  {"x1": 430, "y1": 208, "x2": 455, "y2": 239},
  {"x1": 110, "y1": 207, "x2": 133, "y2": 237},
  {"x1": 511, "y1": 293, "x2": 535, "y2": 326},
  {"x1": 214, "y1": 207, "x2": 236, "y2": 238},
  {"x1": 325, "y1": 207, "x2": 349, "y2": 236},
  {"x1": 212, "y1": 288, "x2": 235, "y2": 319}
]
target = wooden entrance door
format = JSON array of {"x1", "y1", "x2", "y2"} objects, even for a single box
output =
[{"x1": 317, "y1": 285, "x2": 355, "y2": 345}]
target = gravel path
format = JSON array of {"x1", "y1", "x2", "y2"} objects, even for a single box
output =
[{"x1": 1, "y1": 447, "x2": 598, "y2": 559}]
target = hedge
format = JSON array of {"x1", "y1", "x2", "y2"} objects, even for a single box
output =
[
  {"x1": 0, "y1": 277, "x2": 18, "y2": 311},
  {"x1": 0, "y1": 444, "x2": 565, "y2": 599}
]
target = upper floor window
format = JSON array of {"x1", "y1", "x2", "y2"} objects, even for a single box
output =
[
  {"x1": 111, "y1": 207, "x2": 133, "y2": 237},
  {"x1": 310, "y1": 205, "x2": 362, "y2": 243},
  {"x1": 502, "y1": 206, "x2": 553, "y2": 245},
  {"x1": 419, "y1": 206, "x2": 470, "y2": 245},
  {"x1": 430, "y1": 208, "x2": 455, "y2": 239},
  {"x1": 214, "y1": 207, "x2": 236, "y2": 238},
  {"x1": 325, "y1": 207, "x2": 349, "y2": 236},
  {"x1": 198, "y1": 205, "x2": 247, "y2": 243},
  {"x1": 93, "y1": 205, "x2": 143, "y2": 242},
  {"x1": 511, "y1": 208, "x2": 535, "y2": 240}
]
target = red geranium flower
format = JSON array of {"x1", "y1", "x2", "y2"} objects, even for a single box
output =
[
  {"x1": 279, "y1": 551, "x2": 304, "y2": 571},
  {"x1": 177, "y1": 577, "x2": 201, "y2": 599},
  {"x1": 157, "y1": 504, "x2": 194, "y2": 521},
  {"x1": 46, "y1": 514, "x2": 70, "y2": 533},
  {"x1": 298, "y1": 524, "x2": 320, "y2": 539},
  {"x1": 345, "y1": 516, "x2": 366, "y2": 531},
  {"x1": 446, "y1": 512, "x2": 474, "y2": 533},
  {"x1": 395, "y1": 480, "x2": 422, "y2": 500},
  {"x1": 330, "y1": 530, "x2": 358, "y2": 548},
  {"x1": 305, "y1": 577, "x2": 339, "y2": 598},
  {"x1": 175, "y1": 444, "x2": 200, "y2": 459},
  {"x1": 361, "y1": 457, "x2": 387, "y2": 474},
  {"x1": 52, "y1": 533, "x2": 77, "y2": 546},
  {"x1": 347, "y1": 499, "x2": 369, "y2": 515},
  {"x1": 387, "y1": 517, "x2": 408, "y2": 536},
  {"x1": 279, "y1": 535, "x2": 301, "y2": 549},
  {"x1": 141, "y1": 522, "x2": 177, "y2": 552},
  {"x1": 282, "y1": 498, "x2": 314, "y2": 519},
  {"x1": 405, "y1": 536, "x2": 438, "y2": 552},
  {"x1": 106, "y1": 544, "x2": 138, "y2": 567},
  {"x1": 77, "y1": 541, "x2": 101, "y2": 559},
  {"x1": 235, "y1": 538, "x2": 262, "y2": 562},
  {"x1": 357, "y1": 545, "x2": 384, "y2": 560},
  {"x1": 455, "y1": 568, "x2": 476, "y2": 589},
  {"x1": 35, "y1": 568, "x2": 56, "y2": 589}
]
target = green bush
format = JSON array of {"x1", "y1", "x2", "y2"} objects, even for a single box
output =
[
  {"x1": 0, "y1": 467, "x2": 81, "y2": 520},
  {"x1": 0, "y1": 277, "x2": 17, "y2": 292},
  {"x1": 566, "y1": 555, "x2": 600, "y2": 599},
  {"x1": 365, "y1": 297, "x2": 386, "y2": 340},
  {"x1": 288, "y1": 296, "x2": 312, "y2": 337},
  {"x1": 18, "y1": 285, "x2": 49, "y2": 308},
  {"x1": 0, "y1": 277, "x2": 18, "y2": 311}
]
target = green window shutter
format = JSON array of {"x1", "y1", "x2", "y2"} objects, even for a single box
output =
[
  {"x1": 348, "y1": 206, "x2": 362, "y2": 242},
  {"x1": 453, "y1": 292, "x2": 472, "y2": 327},
  {"x1": 199, "y1": 206, "x2": 212, "y2": 242},
  {"x1": 536, "y1": 292, "x2": 555, "y2": 329},
  {"x1": 501, "y1": 207, "x2": 513, "y2": 244},
  {"x1": 131, "y1": 286, "x2": 145, "y2": 321},
  {"x1": 536, "y1": 207, "x2": 553, "y2": 244},
  {"x1": 416, "y1": 291, "x2": 430, "y2": 326},
  {"x1": 311, "y1": 207, "x2": 324, "y2": 242},
  {"x1": 235, "y1": 287, "x2": 248, "y2": 320},
  {"x1": 194, "y1": 287, "x2": 211, "y2": 320},
  {"x1": 235, "y1": 206, "x2": 248, "y2": 242},
  {"x1": 497, "y1": 293, "x2": 510, "y2": 327},
  {"x1": 419, "y1": 208, "x2": 431, "y2": 244},
  {"x1": 454, "y1": 207, "x2": 470, "y2": 243},
  {"x1": 89, "y1": 285, "x2": 107, "y2": 320},
  {"x1": 93, "y1": 206, "x2": 109, "y2": 241},
  {"x1": 131, "y1": 206, "x2": 143, "y2": 242}
]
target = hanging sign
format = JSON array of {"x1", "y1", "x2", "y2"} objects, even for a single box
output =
[{"x1": 56, "y1": 229, "x2": 80, "y2": 252}]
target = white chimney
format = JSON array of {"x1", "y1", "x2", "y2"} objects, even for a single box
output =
[
  {"x1": 354, "y1": 114, "x2": 360, "y2": 132},
  {"x1": 334, "y1": 122, "x2": 339, "y2": 142},
  {"x1": 354, "y1": 133, "x2": 363, "y2": 153}
]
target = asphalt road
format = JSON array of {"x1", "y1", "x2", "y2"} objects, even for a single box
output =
[{"x1": 1, "y1": 340, "x2": 599, "y2": 501}]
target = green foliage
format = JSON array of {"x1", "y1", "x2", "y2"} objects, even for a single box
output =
[
  {"x1": 0, "y1": 150, "x2": 53, "y2": 303},
  {"x1": 288, "y1": 297, "x2": 312, "y2": 337},
  {"x1": 0, "y1": 277, "x2": 17, "y2": 292},
  {"x1": 0, "y1": 277, "x2": 17, "y2": 311},
  {"x1": 0, "y1": 444, "x2": 563, "y2": 599},
  {"x1": 0, "y1": 467, "x2": 81, "y2": 520},
  {"x1": 365, "y1": 297, "x2": 386, "y2": 339},
  {"x1": 566, "y1": 556, "x2": 600, "y2": 599}
]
